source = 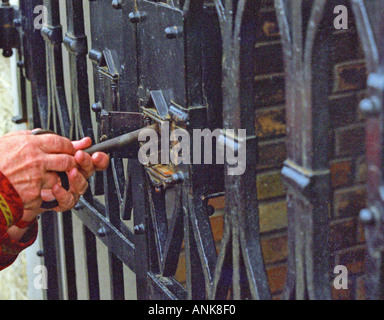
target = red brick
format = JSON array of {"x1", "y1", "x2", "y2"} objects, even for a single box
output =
[
  {"x1": 330, "y1": 218, "x2": 358, "y2": 252},
  {"x1": 333, "y1": 187, "x2": 366, "y2": 218},
  {"x1": 330, "y1": 159, "x2": 353, "y2": 188},
  {"x1": 257, "y1": 171, "x2": 286, "y2": 200},
  {"x1": 254, "y1": 74, "x2": 285, "y2": 106},
  {"x1": 259, "y1": 200, "x2": 287, "y2": 233},
  {"x1": 335, "y1": 125, "x2": 365, "y2": 156},
  {"x1": 261, "y1": 233, "x2": 288, "y2": 264},
  {"x1": 255, "y1": 107, "x2": 286, "y2": 139},
  {"x1": 356, "y1": 275, "x2": 366, "y2": 300},
  {"x1": 333, "y1": 61, "x2": 367, "y2": 93},
  {"x1": 266, "y1": 264, "x2": 287, "y2": 294},
  {"x1": 332, "y1": 281, "x2": 353, "y2": 300},
  {"x1": 337, "y1": 247, "x2": 366, "y2": 275},
  {"x1": 257, "y1": 139, "x2": 287, "y2": 170}
]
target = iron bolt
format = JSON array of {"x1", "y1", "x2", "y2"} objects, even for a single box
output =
[
  {"x1": 359, "y1": 97, "x2": 381, "y2": 116},
  {"x1": 36, "y1": 250, "x2": 44, "y2": 257},
  {"x1": 359, "y1": 208, "x2": 374, "y2": 225},
  {"x1": 129, "y1": 11, "x2": 146, "y2": 23},
  {"x1": 165, "y1": 26, "x2": 183, "y2": 39},
  {"x1": 112, "y1": 0, "x2": 122, "y2": 9},
  {"x1": 91, "y1": 101, "x2": 102, "y2": 113},
  {"x1": 13, "y1": 18, "x2": 22, "y2": 27},
  {"x1": 172, "y1": 172, "x2": 186, "y2": 183},
  {"x1": 97, "y1": 227, "x2": 108, "y2": 237},
  {"x1": 2, "y1": 49, "x2": 12, "y2": 58},
  {"x1": 134, "y1": 223, "x2": 145, "y2": 235}
]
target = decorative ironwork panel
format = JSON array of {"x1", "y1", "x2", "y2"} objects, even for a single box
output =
[{"x1": 275, "y1": 0, "x2": 333, "y2": 300}]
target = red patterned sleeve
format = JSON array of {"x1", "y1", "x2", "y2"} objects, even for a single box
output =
[{"x1": 0, "y1": 171, "x2": 38, "y2": 270}]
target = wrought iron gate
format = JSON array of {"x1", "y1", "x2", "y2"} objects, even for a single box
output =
[{"x1": 0, "y1": 0, "x2": 382, "y2": 300}]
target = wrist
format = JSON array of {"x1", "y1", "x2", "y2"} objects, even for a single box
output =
[
  {"x1": 15, "y1": 210, "x2": 39, "y2": 229},
  {"x1": 14, "y1": 216, "x2": 39, "y2": 229}
]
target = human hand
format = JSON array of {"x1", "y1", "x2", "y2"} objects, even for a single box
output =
[
  {"x1": 72, "y1": 137, "x2": 110, "y2": 179},
  {"x1": 22, "y1": 137, "x2": 109, "y2": 217},
  {"x1": 0, "y1": 131, "x2": 76, "y2": 211}
]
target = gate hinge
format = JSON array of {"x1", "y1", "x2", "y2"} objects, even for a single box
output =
[{"x1": 0, "y1": 0, "x2": 19, "y2": 57}]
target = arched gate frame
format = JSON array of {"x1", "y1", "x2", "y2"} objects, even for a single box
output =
[{"x1": 0, "y1": 0, "x2": 382, "y2": 300}]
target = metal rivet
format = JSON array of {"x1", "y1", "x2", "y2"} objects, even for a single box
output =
[
  {"x1": 91, "y1": 101, "x2": 102, "y2": 113},
  {"x1": 359, "y1": 208, "x2": 374, "y2": 225},
  {"x1": 13, "y1": 18, "x2": 22, "y2": 27},
  {"x1": 2, "y1": 49, "x2": 12, "y2": 58},
  {"x1": 359, "y1": 97, "x2": 381, "y2": 116},
  {"x1": 134, "y1": 223, "x2": 145, "y2": 235},
  {"x1": 112, "y1": 0, "x2": 122, "y2": 9},
  {"x1": 97, "y1": 227, "x2": 108, "y2": 237},
  {"x1": 165, "y1": 26, "x2": 183, "y2": 39},
  {"x1": 129, "y1": 11, "x2": 147, "y2": 23},
  {"x1": 36, "y1": 250, "x2": 44, "y2": 257},
  {"x1": 172, "y1": 172, "x2": 186, "y2": 183}
]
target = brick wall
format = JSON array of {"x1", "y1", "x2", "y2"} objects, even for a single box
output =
[{"x1": 174, "y1": 0, "x2": 367, "y2": 300}]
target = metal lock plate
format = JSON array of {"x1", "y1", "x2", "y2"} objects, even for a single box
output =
[{"x1": 100, "y1": 110, "x2": 143, "y2": 158}]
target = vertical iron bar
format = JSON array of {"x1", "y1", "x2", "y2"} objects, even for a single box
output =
[
  {"x1": 104, "y1": 164, "x2": 125, "y2": 300},
  {"x1": 64, "y1": 0, "x2": 93, "y2": 141},
  {"x1": 276, "y1": 0, "x2": 332, "y2": 300},
  {"x1": 218, "y1": 0, "x2": 270, "y2": 300},
  {"x1": 40, "y1": 213, "x2": 63, "y2": 300},
  {"x1": 61, "y1": 212, "x2": 78, "y2": 300},
  {"x1": 131, "y1": 160, "x2": 150, "y2": 300},
  {"x1": 83, "y1": 226, "x2": 100, "y2": 300}
]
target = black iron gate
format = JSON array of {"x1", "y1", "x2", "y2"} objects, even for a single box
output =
[{"x1": 0, "y1": 0, "x2": 383, "y2": 300}]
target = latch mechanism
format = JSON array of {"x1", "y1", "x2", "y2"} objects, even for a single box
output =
[{"x1": 141, "y1": 89, "x2": 208, "y2": 191}]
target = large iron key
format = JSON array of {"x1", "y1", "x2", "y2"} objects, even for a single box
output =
[{"x1": 83, "y1": 124, "x2": 158, "y2": 155}]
